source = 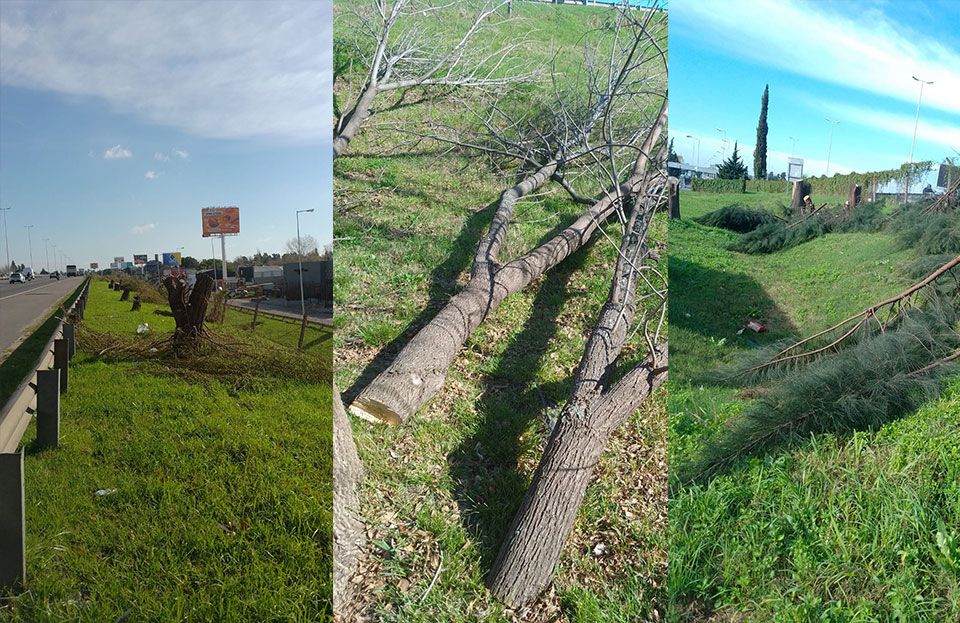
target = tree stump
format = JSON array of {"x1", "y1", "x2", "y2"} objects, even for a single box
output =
[
  {"x1": 847, "y1": 183, "x2": 862, "y2": 209},
  {"x1": 120, "y1": 286, "x2": 131, "y2": 301},
  {"x1": 131, "y1": 295, "x2": 141, "y2": 311},
  {"x1": 162, "y1": 274, "x2": 215, "y2": 352},
  {"x1": 668, "y1": 176, "x2": 681, "y2": 219}
]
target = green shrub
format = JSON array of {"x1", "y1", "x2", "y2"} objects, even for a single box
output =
[
  {"x1": 745, "y1": 179, "x2": 790, "y2": 193},
  {"x1": 691, "y1": 178, "x2": 746, "y2": 193}
]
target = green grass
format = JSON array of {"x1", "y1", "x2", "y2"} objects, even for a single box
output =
[
  {"x1": 0, "y1": 280, "x2": 85, "y2": 407},
  {"x1": 668, "y1": 191, "x2": 960, "y2": 621},
  {"x1": 1, "y1": 280, "x2": 333, "y2": 622},
  {"x1": 335, "y1": 2, "x2": 667, "y2": 620}
]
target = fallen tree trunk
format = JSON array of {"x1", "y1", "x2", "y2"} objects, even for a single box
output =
[
  {"x1": 350, "y1": 105, "x2": 667, "y2": 425},
  {"x1": 487, "y1": 347, "x2": 667, "y2": 607},
  {"x1": 333, "y1": 384, "x2": 365, "y2": 611},
  {"x1": 488, "y1": 136, "x2": 669, "y2": 607}
]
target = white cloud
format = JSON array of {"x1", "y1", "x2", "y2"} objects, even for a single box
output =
[
  {"x1": 0, "y1": 1, "x2": 332, "y2": 142},
  {"x1": 173, "y1": 148, "x2": 189, "y2": 159},
  {"x1": 154, "y1": 151, "x2": 169, "y2": 161},
  {"x1": 676, "y1": 0, "x2": 960, "y2": 116},
  {"x1": 103, "y1": 144, "x2": 132, "y2": 159},
  {"x1": 145, "y1": 170, "x2": 160, "y2": 179},
  {"x1": 800, "y1": 97, "x2": 960, "y2": 152},
  {"x1": 130, "y1": 223, "x2": 156, "y2": 234}
]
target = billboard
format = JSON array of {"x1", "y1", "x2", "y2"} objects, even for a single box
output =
[
  {"x1": 202, "y1": 206, "x2": 240, "y2": 237},
  {"x1": 114, "y1": 256, "x2": 125, "y2": 264},
  {"x1": 162, "y1": 252, "x2": 182, "y2": 266},
  {"x1": 133, "y1": 254, "x2": 148, "y2": 266},
  {"x1": 90, "y1": 262, "x2": 98, "y2": 269}
]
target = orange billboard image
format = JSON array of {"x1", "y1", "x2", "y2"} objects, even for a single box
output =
[{"x1": 201, "y1": 206, "x2": 240, "y2": 237}]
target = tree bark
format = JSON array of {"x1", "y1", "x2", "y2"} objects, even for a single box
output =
[
  {"x1": 487, "y1": 346, "x2": 667, "y2": 607},
  {"x1": 120, "y1": 286, "x2": 131, "y2": 301},
  {"x1": 668, "y1": 176, "x2": 680, "y2": 219},
  {"x1": 333, "y1": 385, "x2": 365, "y2": 611},
  {"x1": 162, "y1": 274, "x2": 214, "y2": 351},
  {"x1": 350, "y1": 105, "x2": 667, "y2": 425},
  {"x1": 790, "y1": 180, "x2": 803, "y2": 213},
  {"x1": 333, "y1": 82, "x2": 379, "y2": 159}
]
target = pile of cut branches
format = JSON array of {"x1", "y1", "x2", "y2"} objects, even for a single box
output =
[
  {"x1": 729, "y1": 199, "x2": 886, "y2": 254},
  {"x1": 694, "y1": 204, "x2": 782, "y2": 233},
  {"x1": 679, "y1": 254, "x2": 960, "y2": 485}
]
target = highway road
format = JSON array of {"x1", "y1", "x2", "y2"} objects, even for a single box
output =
[{"x1": 0, "y1": 277, "x2": 83, "y2": 360}]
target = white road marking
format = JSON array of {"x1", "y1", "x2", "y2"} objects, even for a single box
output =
[{"x1": 0, "y1": 280, "x2": 70, "y2": 301}]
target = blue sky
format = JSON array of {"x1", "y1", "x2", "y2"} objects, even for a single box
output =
[
  {"x1": 0, "y1": 0, "x2": 332, "y2": 272},
  {"x1": 671, "y1": 0, "x2": 960, "y2": 185}
]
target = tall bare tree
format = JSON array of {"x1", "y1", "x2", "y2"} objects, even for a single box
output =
[{"x1": 333, "y1": 0, "x2": 530, "y2": 158}]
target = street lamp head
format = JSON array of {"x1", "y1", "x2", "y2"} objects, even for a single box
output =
[{"x1": 297, "y1": 208, "x2": 315, "y2": 214}]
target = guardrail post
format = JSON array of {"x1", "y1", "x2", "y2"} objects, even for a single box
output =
[
  {"x1": 0, "y1": 451, "x2": 25, "y2": 590},
  {"x1": 54, "y1": 339, "x2": 69, "y2": 393},
  {"x1": 63, "y1": 323, "x2": 76, "y2": 359},
  {"x1": 36, "y1": 370, "x2": 61, "y2": 449}
]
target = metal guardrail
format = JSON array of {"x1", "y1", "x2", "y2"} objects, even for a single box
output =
[{"x1": 0, "y1": 277, "x2": 90, "y2": 589}]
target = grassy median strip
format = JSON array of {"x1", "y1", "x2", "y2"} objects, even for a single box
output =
[{"x1": 1, "y1": 280, "x2": 333, "y2": 622}]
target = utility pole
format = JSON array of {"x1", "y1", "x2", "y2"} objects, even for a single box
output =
[
  {"x1": 824, "y1": 118, "x2": 840, "y2": 176},
  {"x1": 906, "y1": 75, "x2": 933, "y2": 200},
  {"x1": 24, "y1": 225, "x2": 35, "y2": 270},
  {"x1": 0, "y1": 207, "x2": 10, "y2": 271},
  {"x1": 715, "y1": 127, "x2": 727, "y2": 160}
]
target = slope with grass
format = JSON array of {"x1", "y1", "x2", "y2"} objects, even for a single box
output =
[
  {"x1": 0, "y1": 280, "x2": 333, "y2": 622},
  {"x1": 334, "y1": 2, "x2": 668, "y2": 620},
  {"x1": 668, "y1": 191, "x2": 960, "y2": 621}
]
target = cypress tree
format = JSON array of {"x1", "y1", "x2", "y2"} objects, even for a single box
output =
[
  {"x1": 753, "y1": 84, "x2": 769, "y2": 180},
  {"x1": 717, "y1": 141, "x2": 749, "y2": 179}
]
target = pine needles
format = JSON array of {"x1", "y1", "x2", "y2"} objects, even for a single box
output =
[
  {"x1": 679, "y1": 255, "x2": 960, "y2": 485},
  {"x1": 678, "y1": 302, "x2": 960, "y2": 485},
  {"x1": 729, "y1": 200, "x2": 886, "y2": 254},
  {"x1": 694, "y1": 204, "x2": 781, "y2": 233}
]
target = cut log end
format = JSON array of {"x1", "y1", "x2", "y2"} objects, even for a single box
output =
[{"x1": 349, "y1": 398, "x2": 399, "y2": 426}]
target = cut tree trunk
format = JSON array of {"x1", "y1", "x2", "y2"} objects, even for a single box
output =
[
  {"x1": 350, "y1": 105, "x2": 667, "y2": 425},
  {"x1": 120, "y1": 286, "x2": 131, "y2": 301},
  {"x1": 790, "y1": 180, "x2": 803, "y2": 213},
  {"x1": 333, "y1": 385, "x2": 365, "y2": 611},
  {"x1": 333, "y1": 83, "x2": 379, "y2": 159},
  {"x1": 488, "y1": 139, "x2": 669, "y2": 606},
  {"x1": 668, "y1": 176, "x2": 680, "y2": 219},
  {"x1": 486, "y1": 347, "x2": 667, "y2": 607},
  {"x1": 131, "y1": 296, "x2": 141, "y2": 311},
  {"x1": 162, "y1": 274, "x2": 214, "y2": 352},
  {"x1": 847, "y1": 183, "x2": 861, "y2": 208}
]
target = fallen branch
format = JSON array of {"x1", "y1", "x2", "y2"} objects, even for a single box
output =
[{"x1": 333, "y1": 385, "x2": 365, "y2": 610}]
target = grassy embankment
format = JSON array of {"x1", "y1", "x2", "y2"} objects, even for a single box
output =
[
  {"x1": 1, "y1": 279, "x2": 333, "y2": 622},
  {"x1": 668, "y1": 190, "x2": 960, "y2": 621},
  {"x1": 334, "y1": 2, "x2": 667, "y2": 621}
]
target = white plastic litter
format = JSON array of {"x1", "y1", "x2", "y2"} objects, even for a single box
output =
[
  {"x1": 137, "y1": 323, "x2": 150, "y2": 334},
  {"x1": 94, "y1": 488, "x2": 118, "y2": 497}
]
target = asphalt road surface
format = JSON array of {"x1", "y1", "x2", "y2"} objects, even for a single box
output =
[{"x1": 0, "y1": 277, "x2": 82, "y2": 359}]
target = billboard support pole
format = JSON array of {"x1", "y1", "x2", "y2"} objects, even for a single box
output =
[{"x1": 220, "y1": 234, "x2": 227, "y2": 288}]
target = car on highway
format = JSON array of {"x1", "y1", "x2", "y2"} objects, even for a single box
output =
[
  {"x1": 49, "y1": 271, "x2": 61, "y2": 280},
  {"x1": 9, "y1": 272, "x2": 25, "y2": 284},
  {"x1": 23, "y1": 267, "x2": 35, "y2": 280}
]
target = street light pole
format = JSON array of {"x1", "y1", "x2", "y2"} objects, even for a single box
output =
[
  {"x1": 24, "y1": 225, "x2": 34, "y2": 271},
  {"x1": 715, "y1": 127, "x2": 727, "y2": 160},
  {"x1": 907, "y1": 75, "x2": 934, "y2": 200},
  {"x1": 296, "y1": 208, "x2": 315, "y2": 321},
  {"x1": 789, "y1": 136, "x2": 798, "y2": 157},
  {"x1": 43, "y1": 238, "x2": 50, "y2": 273},
  {"x1": 824, "y1": 118, "x2": 840, "y2": 176},
  {"x1": 0, "y1": 207, "x2": 10, "y2": 271},
  {"x1": 686, "y1": 134, "x2": 700, "y2": 170}
]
